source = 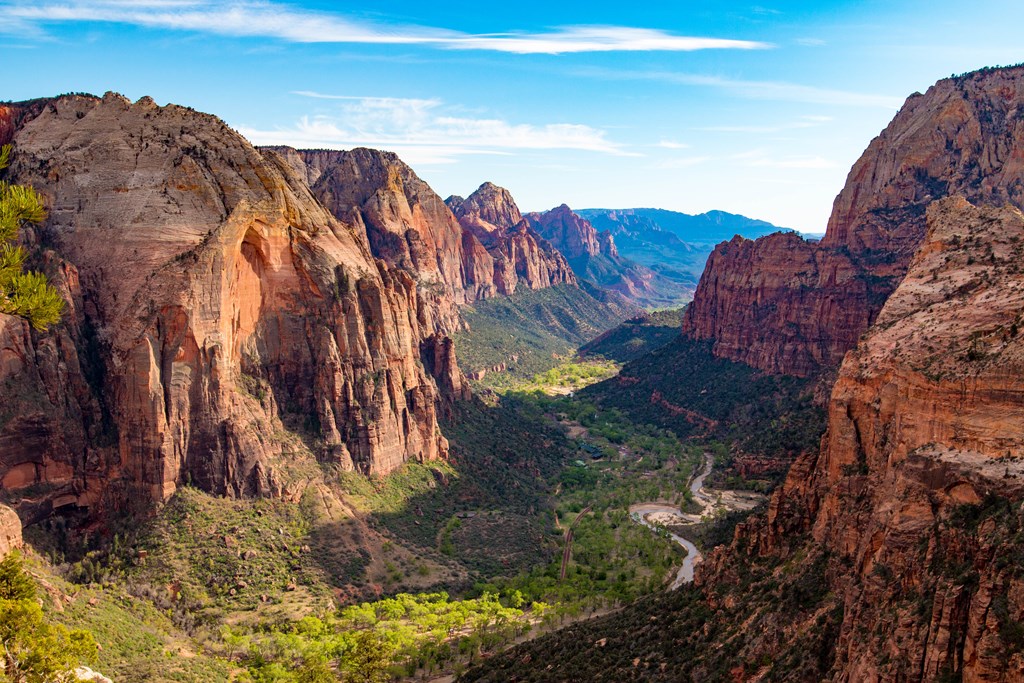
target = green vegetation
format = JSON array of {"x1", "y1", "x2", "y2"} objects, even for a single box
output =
[
  {"x1": 0, "y1": 551, "x2": 98, "y2": 682},
  {"x1": 578, "y1": 309, "x2": 683, "y2": 363},
  {"x1": 465, "y1": 389, "x2": 703, "y2": 609},
  {"x1": 461, "y1": 546, "x2": 842, "y2": 682},
  {"x1": 515, "y1": 358, "x2": 620, "y2": 393},
  {"x1": 225, "y1": 591, "x2": 539, "y2": 681},
  {"x1": 11, "y1": 289, "x2": 825, "y2": 681},
  {"x1": 582, "y1": 336, "x2": 826, "y2": 487},
  {"x1": 0, "y1": 145, "x2": 64, "y2": 330},
  {"x1": 453, "y1": 284, "x2": 634, "y2": 386}
]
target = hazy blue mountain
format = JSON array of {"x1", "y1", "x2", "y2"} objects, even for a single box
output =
[{"x1": 577, "y1": 207, "x2": 791, "y2": 285}]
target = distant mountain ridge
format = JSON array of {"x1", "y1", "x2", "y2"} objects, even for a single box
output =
[
  {"x1": 524, "y1": 204, "x2": 693, "y2": 308},
  {"x1": 578, "y1": 207, "x2": 789, "y2": 247},
  {"x1": 575, "y1": 207, "x2": 790, "y2": 297}
]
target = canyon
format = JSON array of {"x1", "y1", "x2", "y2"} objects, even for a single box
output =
[
  {"x1": 3, "y1": 65, "x2": 1024, "y2": 683},
  {"x1": 465, "y1": 67, "x2": 1024, "y2": 683},
  {"x1": 683, "y1": 66, "x2": 1024, "y2": 377},
  {"x1": 0, "y1": 92, "x2": 650, "y2": 534},
  {"x1": 697, "y1": 196, "x2": 1024, "y2": 681},
  {"x1": 0, "y1": 93, "x2": 467, "y2": 527}
]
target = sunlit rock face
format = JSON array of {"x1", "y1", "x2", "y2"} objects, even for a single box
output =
[
  {"x1": 0, "y1": 503, "x2": 21, "y2": 556},
  {"x1": 0, "y1": 93, "x2": 462, "y2": 524},
  {"x1": 684, "y1": 66, "x2": 1024, "y2": 377},
  {"x1": 702, "y1": 198, "x2": 1024, "y2": 681},
  {"x1": 447, "y1": 182, "x2": 576, "y2": 296},
  {"x1": 525, "y1": 204, "x2": 663, "y2": 302}
]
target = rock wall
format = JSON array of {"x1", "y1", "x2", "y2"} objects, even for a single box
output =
[
  {"x1": 447, "y1": 183, "x2": 576, "y2": 295},
  {"x1": 0, "y1": 503, "x2": 22, "y2": 556},
  {"x1": 702, "y1": 198, "x2": 1024, "y2": 681},
  {"x1": 525, "y1": 205, "x2": 666, "y2": 303},
  {"x1": 0, "y1": 94, "x2": 460, "y2": 525},
  {"x1": 684, "y1": 66, "x2": 1024, "y2": 377}
]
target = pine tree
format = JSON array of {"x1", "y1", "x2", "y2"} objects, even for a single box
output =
[
  {"x1": 0, "y1": 144, "x2": 64, "y2": 331},
  {"x1": 0, "y1": 551, "x2": 98, "y2": 681}
]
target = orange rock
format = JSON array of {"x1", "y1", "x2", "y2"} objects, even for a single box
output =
[
  {"x1": 0, "y1": 94, "x2": 461, "y2": 523},
  {"x1": 684, "y1": 66, "x2": 1024, "y2": 377}
]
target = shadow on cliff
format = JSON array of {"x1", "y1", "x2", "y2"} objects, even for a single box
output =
[{"x1": 322, "y1": 393, "x2": 571, "y2": 593}]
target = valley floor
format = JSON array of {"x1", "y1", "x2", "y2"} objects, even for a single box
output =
[{"x1": 11, "y1": 321, "x2": 814, "y2": 683}]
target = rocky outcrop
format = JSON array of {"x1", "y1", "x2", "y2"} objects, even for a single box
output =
[
  {"x1": 526, "y1": 204, "x2": 610, "y2": 262},
  {"x1": 702, "y1": 198, "x2": 1024, "y2": 681},
  {"x1": 0, "y1": 503, "x2": 21, "y2": 556},
  {"x1": 684, "y1": 66, "x2": 1024, "y2": 377},
  {"x1": 0, "y1": 93, "x2": 459, "y2": 524},
  {"x1": 526, "y1": 205, "x2": 687, "y2": 306},
  {"x1": 447, "y1": 183, "x2": 576, "y2": 295},
  {"x1": 447, "y1": 182, "x2": 522, "y2": 235},
  {"x1": 273, "y1": 146, "x2": 469, "y2": 330}
]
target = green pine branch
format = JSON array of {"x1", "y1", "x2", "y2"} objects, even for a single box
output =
[{"x1": 0, "y1": 144, "x2": 65, "y2": 331}]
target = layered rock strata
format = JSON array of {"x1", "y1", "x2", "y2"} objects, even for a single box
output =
[
  {"x1": 525, "y1": 204, "x2": 662, "y2": 301},
  {"x1": 0, "y1": 93, "x2": 460, "y2": 524},
  {"x1": 703, "y1": 198, "x2": 1024, "y2": 681},
  {"x1": 684, "y1": 66, "x2": 1024, "y2": 376},
  {"x1": 447, "y1": 183, "x2": 576, "y2": 295}
]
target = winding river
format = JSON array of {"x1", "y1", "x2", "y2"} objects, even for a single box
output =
[{"x1": 629, "y1": 452, "x2": 714, "y2": 589}]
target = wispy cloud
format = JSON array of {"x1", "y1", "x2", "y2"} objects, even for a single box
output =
[
  {"x1": 575, "y1": 67, "x2": 904, "y2": 108},
  {"x1": 0, "y1": 1, "x2": 773, "y2": 54},
  {"x1": 731, "y1": 149, "x2": 837, "y2": 169},
  {"x1": 656, "y1": 140, "x2": 690, "y2": 149},
  {"x1": 655, "y1": 155, "x2": 713, "y2": 169},
  {"x1": 239, "y1": 95, "x2": 637, "y2": 165},
  {"x1": 698, "y1": 114, "x2": 833, "y2": 134}
]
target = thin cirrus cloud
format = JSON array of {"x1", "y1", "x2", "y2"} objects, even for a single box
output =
[
  {"x1": 237, "y1": 93, "x2": 637, "y2": 165},
  {"x1": 699, "y1": 114, "x2": 834, "y2": 134},
  {"x1": 0, "y1": 0, "x2": 773, "y2": 54},
  {"x1": 574, "y1": 67, "x2": 904, "y2": 108},
  {"x1": 731, "y1": 149, "x2": 837, "y2": 169}
]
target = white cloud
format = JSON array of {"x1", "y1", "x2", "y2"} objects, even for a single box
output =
[
  {"x1": 0, "y1": 1, "x2": 772, "y2": 54},
  {"x1": 238, "y1": 95, "x2": 637, "y2": 166},
  {"x1": 576, "y1": 67, "x2": 904, "y2": 108},
  {"x1": 656, "y1": 140, "x2": 690, "y2": 149},
  {"x1": 698, "y1": 114, "x2": 834, "y2": 134},
  {"x1": 655, "y1": 156, "x2": 713, "y2": 169}
]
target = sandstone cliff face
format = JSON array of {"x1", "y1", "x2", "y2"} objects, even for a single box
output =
[
  {"x1": 447, "y1": 182, "x2": 522, "y2": 235},
  {"x1": 703, "y1": 198, "x2": 1024, "y2": 681},
  {"x1": 0, "y1": 94, "x2": 459, "y2": 524},
  {"x1": 0, "y1": 503, "x2": 22, "y2": 557},
  {"x1": 525, "y1": 204, "x2": 610, "y2": 262},
  {"x1": 447, "y1": 183, "x2": 576, "y2": 295},
  {"x1": 525, "y1": 205, "x2": 677, "y2": 304},
  {"x1": 280, "y1": 147, "x2": 469, "y2": 330},
  {"x1": 684, "y1": 66, "x2": 1024, "y2": 377}
]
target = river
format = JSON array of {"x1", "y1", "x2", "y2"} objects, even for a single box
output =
[{"x1": 629, "y1": 452, "x2": 714, "y2": 589}]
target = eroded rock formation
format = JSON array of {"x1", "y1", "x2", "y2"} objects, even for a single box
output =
[
  {"x1": 702, "y1": 198, "x2": 1024, "y2": 681},
  {"x1": 447, "y1": 182, "x2": 576, "y2": 295},
  {"x1": 525, "y1": 205, "x2": 673, "y2": 304},
  {"x1": 0, "y1": 93, "x2": 461, "y2": 524},
  {"x1": 684, "y1": 66, "x2": 1024, "y2": 377},
  {"x1": 0, "y1": 503, "x2": 22, "y2": 556}
]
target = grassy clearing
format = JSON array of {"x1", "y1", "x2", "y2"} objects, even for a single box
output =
[{"x1": 453, "y1": 284, "x2": 634, "y2": 385}]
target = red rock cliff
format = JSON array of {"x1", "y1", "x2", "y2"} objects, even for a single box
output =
[
  {"x1": 447, "y1": 183, "x2": 576, "y2": 295},
  {"x1": 0, "y1": 94, "x2": 462, "y2": 524},
  {"x1": 684, "y1": 66, "x2": 1024, "y2": 377},
  {"x1": 702, "y1": 198, "x2": 1024, "y2": 681},
  {"x1": 525, "y1": 205, "x2": 675, "y2": 304}
]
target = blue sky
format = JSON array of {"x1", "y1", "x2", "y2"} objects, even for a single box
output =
[{"x1": 4, "y1": 1, "x2": 1024, "y2": 232}]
